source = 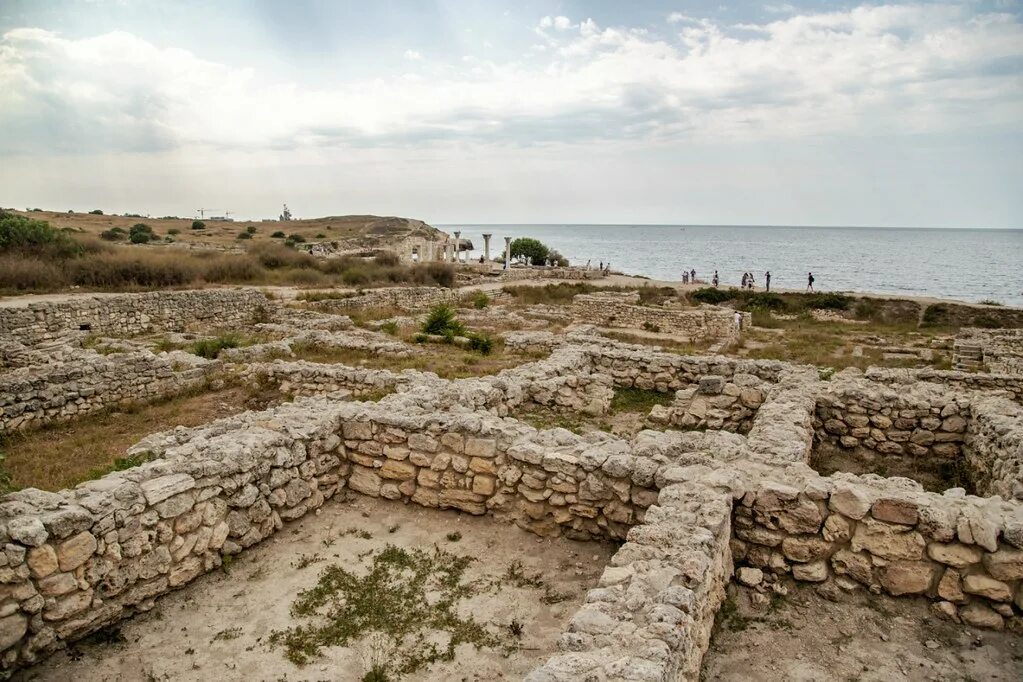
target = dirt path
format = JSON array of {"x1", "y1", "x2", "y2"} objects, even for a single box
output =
[
  {"x1": 702, "y1": 584, "x2": 1023, "y2": 681},
  {"x1": 17, "y1": 495, "x2": 615, "y2": 682}
]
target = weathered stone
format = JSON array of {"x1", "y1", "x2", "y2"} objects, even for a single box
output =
[
  {"x1": 140, "y1": 474, "x2": 195, "y2": 506},
  {"x1": 937, "y1": 568, "x2": 965, "y2": 602},
  {"x1": 348, "y1": 466, "x2": 382, "y2": 496},
  {"x1": 829, "y1": 484, "x2": 872, "y2": 520},
  {"x1": 959, "y1": 602, "x2": 1003, "y2": 630},
  {"x1": 26, "y1": 546, "x2": 59, "y2": 579},
  {"x1": 0, "y1": 613, "x2": 27, "y2": 652},
  {"x1": 781, "y1": 536, "x2": 831, "y2": 563},
  {"x1": 55, "y1": 531, "x2": 97, "y2": 572},
  {"x1": 927, "y1": 542, "x2": 982, "y2": 568},
  {"x1": 982, "y1": 548, "x2": 1023, "y2": 581},
  {"x1": 879, "y1": 561, "x2": 938, "y2": 596},
  {"x1": 871, "y1": 498, "x2": 918, "y2": 526},
  {"x1": 792, "y1": 560, "x2": 828, "y2": 582},
  {"x1": 962, "y1": 574, "x2": 1012, "y2": 602},
  {"x1": 737, "y1": 567, "x2": 763, "y2": 587},
  {"x1": 851, "y1": 517, "x2": 925, "y2": 560}
]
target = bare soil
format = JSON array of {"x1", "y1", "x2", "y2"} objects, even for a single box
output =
[
  {"x1": 18, "y1": 495, "x2": 615, "y2": 682},
  {"x1": 702, "y1": 584, "x2": 1023, "y2": 681}
]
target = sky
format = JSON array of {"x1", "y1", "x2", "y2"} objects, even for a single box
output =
[{"x1": 0, "y1": 0, "x2": 1021, "y2": 227}]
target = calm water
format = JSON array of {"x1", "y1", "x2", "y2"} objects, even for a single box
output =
[{"x1": 441, "y1": 225, "x2": 1023, "y2": 307}]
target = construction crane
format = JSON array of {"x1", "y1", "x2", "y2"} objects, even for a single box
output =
[{"x1": 196, "y1": 208, "x2": 218, "y2": 220}]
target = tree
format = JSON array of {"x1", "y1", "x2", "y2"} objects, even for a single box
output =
[
  {"x1": 191, "y1": 220, "x2": 205, "y2": 230},
  {"x1": 509, "y1": 237, "x2": 549, "y2": 265},
  {"x1": 129, "y1": 223, "x2": 157, "y2": 244}
]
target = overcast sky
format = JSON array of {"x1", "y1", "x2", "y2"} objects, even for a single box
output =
[{"x1": 1, "y1": 0, "x2": 1021, "y2": 227}]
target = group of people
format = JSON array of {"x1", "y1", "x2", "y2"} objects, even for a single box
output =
[
  {"x1": 740, "y1": 271, "x2": 771, "y2": 291},
  {"x1": 689, "y1": 270, "x2": 817, "y2": 292}
]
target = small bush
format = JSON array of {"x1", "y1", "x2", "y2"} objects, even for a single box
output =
[
  {"x1": 422, "y1": 304, "x2": 464, "y2": 336},
  {"x1": 315, "y1": 233, "x2": 326, "y2": 239},
  {"x1": 413, "y1": 333, "x2": 428, "y2": 344},
  {"x1": 979, "y1": 299, "x2": 1003, "y2": 306},
  {"x1": 100, "y1": 227, "x2": 127, "y2": 241},
  {"x1": 466, "y1": 332, "x2": 493, "y2": 355},
  {"x1": 128, "y1": 223, "x2": 157, "y2": 244},
  {"x1": 379, "y1": 321, "x2": 398, "y2": 335},
  {"x1": 0, "y1": 211, "x2": 82, "y2": 257},
  {"x1": 246, "y1": 226, "x2": 257, "y2": 235},
  {"x1": 743, "y1": 292, "x2": 786, "y2": 311},
  {"x1": 168, "y1": 228, "x2": 180, "y2": 235},
  {"x1": 202, "y1": 255, "x2": 263, "y2": 282},
  {"x1": 271, "y1": 231, "x2": 286, "y2": 238},
  {"x1": 236, "y1": 232, "x2": 252, "y2": 240},
  {"x1": 89, "y1": 209, "x2": 103, "y2": 215},
  {"x1": 0, "y1": 255, "x2": 66, "y2": 290},
  {"x1": 288, "y1": 233, "x2": 306, "y2": 243},
  {"x1": 471, "y1": 291, "x2": 490, "y2": 309},
  {"x1": 802, "y1": 293, "x2": 851, "y2": 310},
  {"x1": 691, "y1": 287, "x2": 736, "y2": 305},
  {"x1": 374, "y1": 251, "x2": 400, "y2": 267},
  {"x1": 191, "y1": 220, "x2": 206, "y2": 230},
  {"x1": 191, "y1": 333, "x2": 242, "y2": 359},
  {"x1": 249, "y1": 242, "x2": 316, "y2": 269}
]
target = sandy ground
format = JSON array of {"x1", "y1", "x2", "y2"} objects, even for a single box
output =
[
  {"x1": 18, "y1": 496, "x2": 615, "y2": 682},
  {"x1": 701, "y1": 584, "x2": 1023, "y2": 682}
]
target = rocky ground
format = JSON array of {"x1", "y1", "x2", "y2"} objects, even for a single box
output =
[
  {"x1": 15, "y1": 495, "x2": 615, "y2": 682},
  {"x1": 702, "y1": 583, "x2": 1023, "y2": 681}
]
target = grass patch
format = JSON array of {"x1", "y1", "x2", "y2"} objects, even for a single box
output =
[
  {"x1": 1, "y1": 383, "x2": 284, "y2": 491},
  {"x1": 610, "y1": 387, "x2": 674, "y2": 413},
  {"x1": 268, "y1": 545, "x2": 502, "y2": 676}
]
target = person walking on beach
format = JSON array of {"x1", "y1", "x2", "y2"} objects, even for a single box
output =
[
  {"x1": 747, "y1": 273, "x2": 755, "y2": 291},
  {"x1": 765, "y1": 271, "x2": 771, "y2": 292},
  {"x1": 807, "y1": 272, "x2": 815, "y2": 292},
  {"x1": 713, "y1": 271, "x2": 719, "y2": 288},
  {"x1": 741, "y1": 272, "x2": 748, "y2": 289},
  {"x1": 690, "y1": 268, "x2": 696, "y2": 283}
]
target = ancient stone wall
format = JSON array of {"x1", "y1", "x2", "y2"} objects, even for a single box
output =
[
  {"x1": 310, "y1": 286, "x2": 458, "y2": 313},
  {"x1": 954, "y1": 328, "x2": 1023, "y2": 375},
  {"x1": 571, "y1": 292, "x2": 746, "y2": 341},
  {"x1": 651, "y1": 374, "x2": 767, "y2": 433},
  {"x1": 734, "y1": 475, "x2": 1023, "y2": 630},
  {"x1": 0, "y1": 351, "x2": 216, "y2": 434},
  {"x1": 966, "y1": 396, "x2": 1023, "y2": 501},
  {"x1": 499, "y1": 267, "x2": 602, "y2": 282},
  {"x1": 0, "y1": 290, "x2": 269, "y2": 345},
  {"x1": 865, "y1": 366, "x2": 1023, "y2": 403},
  {"x1": 814, "y1": 376, "x2": 971, "y2": 462}
]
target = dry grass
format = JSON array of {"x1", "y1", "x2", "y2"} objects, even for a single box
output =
[
  {"x1": 289, "y1": 340, "x2": 536, "y2": 379},
  {"x1": 1, "y1": 384, "x2": 285, "y2": 491}
]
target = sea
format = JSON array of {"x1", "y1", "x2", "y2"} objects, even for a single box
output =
[{"x1": 440, "y1": 225, "x2": 1023, "y2": 308}]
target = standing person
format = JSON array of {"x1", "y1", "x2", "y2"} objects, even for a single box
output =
[
  {"x1": 599, "y1": 261, "x2": 603, "y2": 272},
  {"x1": 605, "y1": 262, "x2": 611, "y2": 275},
  {"x1": 741, "y1": 272, "x2": 748, "y2": 289},
  {"x1": 586, "y1": 259, "x2": 591, "y2": 270},
  {"x1": 807, "y1": 272, "x2": 815, "y2": 292},
  {"x1": 690, "y1": 268, "x2": 696, "y2": 283},
  {"x1": 713, "y1": 270, "x2": 719, "y2": 287},
  {"x1": 733, "y1": 310, "x2": 743, "y2": 332},
  {"x1": 748, "y1": 273, "x2": 755, "y2": 291},
  {"x1": 765, "y1": 271, "x2": 771, "y2": 292}
]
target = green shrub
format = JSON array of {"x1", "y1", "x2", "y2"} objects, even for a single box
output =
[
  {"x1": 0, "y1": 210, "x2": 82, "y2": 257},
  {"x1": 100, "y1": 227, "x2": 127, "y2": 241},
  {"x1": 128, "y1": 223, "x2": 157, "y2": 244},
  {"x1": 691, "y1": 287, "x2": 736, "y2": 305},
  {"x1": 379, "y1": 321, "x2": 398, "y2": 335},
  {"x1": 413, "y1": 333, "x2": 428, "y2": 344},
  {"x1": 191, "y1": 220, "x2": 206, "y2": 230},
  {"x1": 168, "y1": 228, "x2": 180, "y2": 235},
  {"x1": 802, "y1": 293, "x2": 851, "y2": 310},
  {"x1": 246, "y1": 225, "x2": 257, "y2": 235},
  {"x1": 191, "y1": 333, "x2": 242, "y2": 359},
  {"x1": 89, "y1": 209, "x2": 103, "y2": 215},
  {"x1": 471, "y1": 291, "x2": 490, "y2": 309},
  {"x1": 743, "y1": 292, "x2": 786, "y2": 311},
  {"x1": 466, "y1": 332, "x2": 493, "y2": 355},
  {"x1": 271, "y1": 231, "x2": 286, "y2": 238},
  {"x1": 422, "y1": 304, "x2": 464, "y2": 336}
]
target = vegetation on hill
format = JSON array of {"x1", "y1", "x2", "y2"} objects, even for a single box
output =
[{"x1": 0, "y1": 211, "x2": 454, "y2": 293}]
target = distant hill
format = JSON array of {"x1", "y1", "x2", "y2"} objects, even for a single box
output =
[{"x1": 6, "y1": 209, "x2": 449, "y2": 253}]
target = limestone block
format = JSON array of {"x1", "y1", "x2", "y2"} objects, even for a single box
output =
[
  {"x1": 829, "y1": 484, "x2": 872, "y2": 520},
  {"x1": 851, "y1": 517, "x2": 925, "y2": 560},
  {"x1": 140, "y1": 474, "x2": 196, "y2": 506},
  {"x1": 959, "y1": 602, "x2": 1003, "y2": 629},
  {"x1": 831, "y1": 549, "x2": 873, "y2": 585},
  {"x1": 26, "y1": 546, "x2": 58, "y2": 579},
  {"x1": 926, "y1": 542, "x2": 983, "y2": 568},
  {"x1": 938, "y1": 568, "x2": 966, "y2": 602},
  {"x1": 962, "y1": 574, "x2": 1012, "y2": 602},
  {"x1": 871, "y1": 498, "x2": 918, "y2": 526},
  {"x1": 0, "y1": 613, "x2": 27, "y2": 652},
  {"x1": 792, "y1": 560, "x2": 828, "y2": 582},
  {"x1": 348, "y1": 466, "x2": 382, "y2": 496},
  {"x1": 56, "y1": 532, "x2": 97, "y2": 572},
  {"x1": 379, "y1": 460, "x2": 416, "y2": 481},
  {"x1": 880, "y1": 561, "x2": 938, "y2": 596},
  {"x1": 781, "y1": 536, "x2": 832, "y2": 563},
  {"x1": 982, "y1": 548, "x2": 1023, "y2": 581}
]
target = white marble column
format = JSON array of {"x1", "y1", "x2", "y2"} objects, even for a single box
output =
[
  {"x1": 504, "y1": 236, "x2": 512, "y2": 270},
  {"x1": 482, "y1": 233, "x2": 492, "y2": 262},
  {"x1": 453, "y1": 231, "x2": 461, "y2": 263}
]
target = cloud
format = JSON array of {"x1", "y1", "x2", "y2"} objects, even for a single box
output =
[
  {"x1": 1, "y1": 3, "x2": 1022, "y2": 155},
  {"x1": 403, "y1": 49, "x2": 422, "y2": 60}
]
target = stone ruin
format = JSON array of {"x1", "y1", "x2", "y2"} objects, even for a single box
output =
[{"x1": 0, "y1": 288, "x2": 1021, "y2": 680}]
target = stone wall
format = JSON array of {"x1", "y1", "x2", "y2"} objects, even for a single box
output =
[
  {"x1": 865, "y1": 366, "x2": 1023, "y2": 403},
  {"x1": 311, "y1": 286, "x2": 458, "y2": 313},
  {"x1": 814, "y1": 375, "x2": 970, "y2": 462},
  {"x1": 0, "y1": 351, "x2": 216, "y2": 434},
  {"x1": 0, "y1": 290, "x2": 269, "y2": 345},
  {"x1": 954, "y1": 328, "x2": 1023, "y2": 375},
  {"x1": 571, "y1": 292, "x2": 746, "y2": 342},
  {"x1": 499, "y1": 267, "x2": 603, "y2": 282},
  {"x1": 734, "y1": 475, "x2": 1023, "y2": 630},
  {"x1": 651, "y1": 374, "x2": 767, "y2": 433},
  {"x1": 965, "y1": 396, "x2": 1023, "y2": 501}
]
